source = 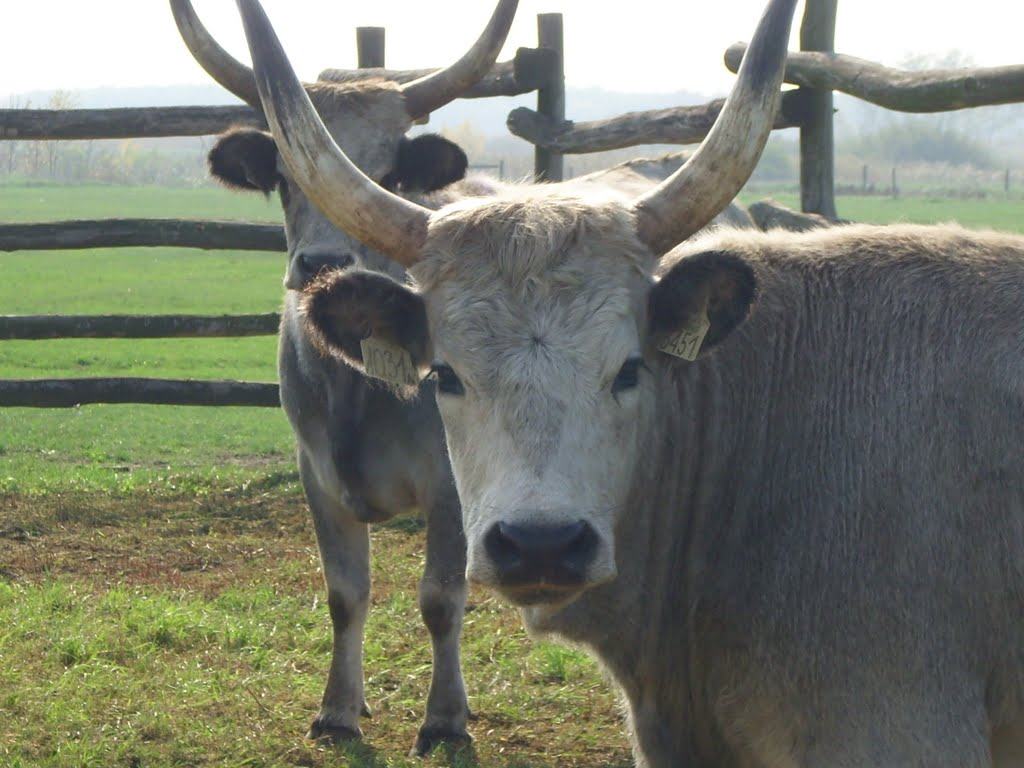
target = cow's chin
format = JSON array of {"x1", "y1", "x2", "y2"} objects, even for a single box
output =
[{"x1": 491, "y1": 582, "x2": 585, "y2": 609}]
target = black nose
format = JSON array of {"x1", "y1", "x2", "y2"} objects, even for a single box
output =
[
  {"x1": 299, "y1": 252, "x2": 354, "y2": 281},
  {"x1": 484, "y1": 520, "x2": 599, "y2": 586}
]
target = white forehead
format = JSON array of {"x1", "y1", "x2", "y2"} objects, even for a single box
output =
[{"x1": 411, "y1": 191, "x2": 653, "y2": 387}]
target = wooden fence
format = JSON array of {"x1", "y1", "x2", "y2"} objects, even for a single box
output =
[
  {"x1": 4, "y1": 1, "x2": 1024, "y2": 409},
  {"x1": 0, "y1": 14, "x2": 564, "y2": 408}
]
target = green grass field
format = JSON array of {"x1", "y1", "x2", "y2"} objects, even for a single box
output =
[
  {"x1": 740, "y1": 190, "x2": 1024, "y2": 233},
  {"x1": 0, "y1": 185, "x2": 292, "y2": 494},
  {"x1": 3, "y1": 183, "x2": 1024, "y2": 767}
]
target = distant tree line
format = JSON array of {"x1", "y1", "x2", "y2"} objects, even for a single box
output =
[{"x1": 2, "y1": 92, "x2": 211, "y2": 188}]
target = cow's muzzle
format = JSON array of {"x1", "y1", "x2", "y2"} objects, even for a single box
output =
[{"x1": 481, "y1": 520, "x2": 599, "y2": 599}]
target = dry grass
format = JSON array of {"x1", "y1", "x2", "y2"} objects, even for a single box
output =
[{"x1": 0, "y1": 488, "x2": 632, "y2": 768}]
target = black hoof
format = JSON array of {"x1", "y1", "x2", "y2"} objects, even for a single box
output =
[
  {"x1": 306, "y1": 719, "x2": 362, "y2": 744},
  {"x1": 410, "y1": 727, "x2": 472, "y2": 757}
]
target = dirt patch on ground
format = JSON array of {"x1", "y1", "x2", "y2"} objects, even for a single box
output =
[
  {"x1": 0, "y1": 490, "x2": 319, "y2": 594},
  {"x1": 0, "y1": 488, "x2": 435, "y2": 600}
]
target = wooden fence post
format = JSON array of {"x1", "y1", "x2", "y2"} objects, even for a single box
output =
[
  {"x1": 357, "y1": 27, "x2": 386, "y2": 69},
  {"x1": 798, "y1": 0, "x2": 838, "y2": 219},
  {"x1": 534, "y1": 13, "x2": 565, "y2": 182}
]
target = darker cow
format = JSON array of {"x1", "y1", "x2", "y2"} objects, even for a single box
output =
[
  {"x1": 241, "y1": 0, "x2": 1024, "y2": 765},
  {"x1": 171, "y1": 0, "x2": 517, "y2": 754}
]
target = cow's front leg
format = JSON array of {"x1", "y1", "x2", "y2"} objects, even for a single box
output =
[
  {"x1": 300, "y1": 451, "x2": 371, "y2": 743},
  {"x1": 411, "y1": 489, "x2": 470, "y2": 756}
]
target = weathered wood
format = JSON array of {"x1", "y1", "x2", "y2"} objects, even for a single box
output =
[
  {"x1": 0, "y1": 219, "x2": 285, "y2": 252},
  {"x1": 506, "y1": 89, "x2": 809, "y2": 154},
  {"x1": 534, "y1": 14, "x2": 565, "y2": 181},
  {"x1": 357, "y1": 27, "x2": 386, "y2": 69},
  {"x1": 0, "y1": 314, "x2": 281, "y2": 340},
  {"x1": 319, "y1": 49, "x2": 554, "y2": 97},
  {"x1": 796, "y1": 0, "x2": 838, "y2": 219},
  {"x1": 725, "y1": 43, "x2": 1024, "y2": 113},
  {"x1": 0, "y1": 378, "x2": 280, "y2": 408},
  {"x1": 0, "y1": 52, "x2": 560, "y2": 143},
  {"x1": 0, "y1": 106, "x2": 263, "y2": 141},
  {"x1": 748, "y1": 198, "x2": 846, "y2": 231}
]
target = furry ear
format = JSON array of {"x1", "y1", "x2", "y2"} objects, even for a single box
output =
[
  {"x1": 381, "y1": 134, "x2": 468, "y2": 192},
  {"x1": 208, "y1": 128, "x2": 280, "y2": 194},
  {"x1": 648, "y1": 250, "x2": 756, "y2": 358},
  {"x1": 301, "y1": 269, "x2": 430, "y2": 395}
]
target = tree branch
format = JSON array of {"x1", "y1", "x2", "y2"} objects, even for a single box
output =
[{"x1": 725, "y1": 42, "x2": 1024, "y2": 112}]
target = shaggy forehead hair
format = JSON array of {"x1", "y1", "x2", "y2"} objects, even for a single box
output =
[
  {"x1": 412, "y1": 190, "x2": 651, "y2": 296},
  {"x1": 410, "y1": 192, "x2": 652, "y2": 395},
  {"x1": 305, "y1": 80, "x2": 410, "y2": 154},
  {"x1": 305, "y1": 78, "x2": 404, "y2": 114}
]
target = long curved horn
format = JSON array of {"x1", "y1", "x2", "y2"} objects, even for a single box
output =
[
  {"x1": 170, "y1": 0, "x2": 262, "y2": 108},
  {"x1": 632, "y1": 0, "x2": 798, "y2": 255},
  {"x1": 400, "y1": 0, "x2": 519, "y2": 119},
  {"x1": 237, "y1": 0, "x2": 430, "y2": 267}
]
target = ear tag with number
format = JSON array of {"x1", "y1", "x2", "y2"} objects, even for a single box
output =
[
  {"x1": 657, "y1": 297, "x2": 710, "y2": 362},
  {"x1": 360, "y1": 335, "x2": 420, "y2": 388}
]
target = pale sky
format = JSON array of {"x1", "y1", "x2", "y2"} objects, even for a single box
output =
[{"x1": 0, "y1": 1, "x2": 1021, "y2": 102}]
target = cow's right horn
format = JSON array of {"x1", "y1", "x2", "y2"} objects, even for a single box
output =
[
  {"x1": 237, "y1": 0, "x2": 431, "y2": 267},
  {"x1": 399, "y1": 0, "x2": 519, "y2": 119},
  {"x1": 170, "y1": 0, "x2": 262, "y2": 109},
  {"x1": 631, "y1": 0, "x2": 798, "y2": 255}
]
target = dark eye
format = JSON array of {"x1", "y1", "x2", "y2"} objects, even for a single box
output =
[
  {"x1": 431, "y1": 363, "x2": 465, "y2": 396},
  {"x1": 611, "y1": 357, "x2": 644, "y2": 396}
]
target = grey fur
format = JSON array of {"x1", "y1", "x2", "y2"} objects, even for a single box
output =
[{"x1": 306, "y1": 210, "x2": 1024, "y2": 767}]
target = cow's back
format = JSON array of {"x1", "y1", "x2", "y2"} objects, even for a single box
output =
[{"x1": 688, "y1": 223, "x2": 1024, "y2": 729}]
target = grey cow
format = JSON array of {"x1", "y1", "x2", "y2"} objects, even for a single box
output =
[
  {"x1": 240, "y1": 0, "x2": 1024, "y2": 765},
  {"x1": 171, "y1": 0, "x2": 518, "y2": 753}
]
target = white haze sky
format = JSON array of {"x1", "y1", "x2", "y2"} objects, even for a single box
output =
[{"x1": 1, "y1": 1, "x2": 1021, "y2": 103}]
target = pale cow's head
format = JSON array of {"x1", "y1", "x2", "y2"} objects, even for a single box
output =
[
  {"x1": 172, "y1": 0, "x2": 516, "y2": 287},
  {"x1": 235, "y1": 0, "x2": 795, "y2": 607}
]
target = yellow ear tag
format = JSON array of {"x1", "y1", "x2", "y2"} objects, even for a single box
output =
[
  {"x1": 360, "y1": 335, "x2": 420, "y2": 388},
  {"x1": 657, "y1": 299, "x2": 710, "y2": 362}
]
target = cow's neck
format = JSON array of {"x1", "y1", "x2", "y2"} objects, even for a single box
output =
[{"x1": 525, "y1": 319, "x2": 795, "y2": 762}]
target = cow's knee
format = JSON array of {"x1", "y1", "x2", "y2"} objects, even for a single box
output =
[
  {"x1": 328, "y1": 583, "x2": 370, "y2": 632},
  {"x1": 419, "y1": 577, "x2": 464, "y2": 638}
]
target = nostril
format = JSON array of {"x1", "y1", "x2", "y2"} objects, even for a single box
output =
[
  {"x1": 562, "y1": 522, "x2": 599, "y2": 575},
  {"x1": 484, "y1": 522, "x2": 524, "y2": 574}
]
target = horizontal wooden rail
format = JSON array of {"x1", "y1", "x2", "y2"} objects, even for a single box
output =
[
  {"x1": 0, "y1": 51, "x2": 556, "y2": 142},
  {"x1": 506, "y1": 90, "x2": 809, "y2": 154},
  {"x1": 0, "y1": 219, "x2": 285, "y2": 252},
  {"x1": 0, "y1": 106, "x2": 264, "y2": 141},
  {"x1": 0, "y1": 314, "x2": 280, "y2": 340},
  {"x1": 0, "y1": 378, "x2": 280, "y2": 407},
  {"x1": 724, "y1": 43, "x2": 1024, "y2": 112}
]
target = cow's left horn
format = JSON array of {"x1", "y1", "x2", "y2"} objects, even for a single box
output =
[
  {"x1": 236, "y1": 0, "x2": 430, "y2": 267},
  {"x1": 632, "y1": 0, "x2": 798, "y2": 255},
  {"x1": 170, "y1": 0, "x2": 262, "y2": 109},
  {"x1": 399, "y1": 0, "x2": 519, "y2": 119}
]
